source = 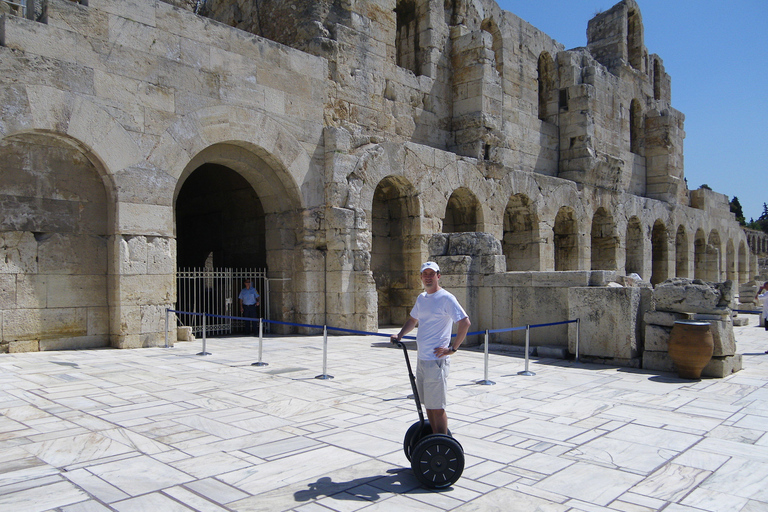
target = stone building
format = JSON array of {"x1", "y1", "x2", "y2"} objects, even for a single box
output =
[{"x1": 0, "y1": 0, "x2": 757, "y2": 356}]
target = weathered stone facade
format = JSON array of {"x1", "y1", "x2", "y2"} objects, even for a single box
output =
[{"x1": 0, "y1": 0, "x2": 757, "y2": 362}]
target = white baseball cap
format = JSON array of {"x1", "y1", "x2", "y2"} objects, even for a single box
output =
[{"x1": 420, "y1": 261, "x2": 440, "y2": 273}]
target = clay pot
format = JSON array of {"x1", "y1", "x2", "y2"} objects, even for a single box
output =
[{"x1": 668, "y1": 321, "x2": 713, "y2": 380}]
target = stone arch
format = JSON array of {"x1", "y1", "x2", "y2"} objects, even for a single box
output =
[
  {"x1": 675, "y1": 225, "x2": 689, "y2": 278},
  {"x1": 371, "y1": 176, "x2": 422, "y2": 326},
  {"x1": 481, "y1": 17, "x2": 503, "y2": 76},
  {"x1": 630, "y1": 98, "x2": 644, "y2": 155},
  {"x1": 738, "y1": 240, "x2": 748, "y2": 283},
  {"x1": 706, "y1": 230, "x2": 722, "y2": 282},
  {"x1": 626, "y1": 216, "x2": 644, "y2": 277},
  {"x1": 443, "y1": 187, "x2": 482, "y2": 233},
  {"x1": 0, "y1": 131, "x2": 114, "y2": 350},
  {"x1": 694, "y1": 228, "x2": 707, "y2": 280},
  {"x1": 537, "y1": 52, "x2": 555, "y2": 121},
  {"x1": 591, "y1": 207, "x2": 618, "y2": 270},
  {"x1": 503, "y1": 193, "x2": 540, "y2": 271},
  {"x1": 554, "y1": 207, "x2": 579, "y2": 271},
  {"x1": 651, "y1": 219, "x2": 669, "y2": 285},
  {"x1": 725, "y1": 239, "x2": 736, "y2": 283},
  {"x1": 167, "y1": 108, "x2": 311, "y2": 326}
]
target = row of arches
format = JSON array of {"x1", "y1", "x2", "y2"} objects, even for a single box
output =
[{"x1": 369, "y1": 173, "x2": 752, "y2": 325}]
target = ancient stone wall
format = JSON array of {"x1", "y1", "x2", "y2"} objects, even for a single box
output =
[{"x1": 0, "y1": 0, "x2": 755, "y2": 361}]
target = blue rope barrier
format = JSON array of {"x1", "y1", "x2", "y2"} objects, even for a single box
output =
[
  {"x1": 734, "y1": 309, "x2": 761, "y2": 315},
  {"x1": 168, "y1": 308, "x2": 575, "y2": 341}
]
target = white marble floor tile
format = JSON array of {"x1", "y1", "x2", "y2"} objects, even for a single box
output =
[
  {"x1": 112, "y1": 491, "x2": 195, "y2": 512},
  {"x1": 535, "y1": 462, "x2": 644, "y2": 506},
  {"x1": 86, "y1": 455, "x2": 194, "y2": 496},
  {"x1": 0, "y1": 480, "x2": 89, "y2": 512},
  {"x1": 22, "y1": 432, "x2": 134, "y2": 467}
]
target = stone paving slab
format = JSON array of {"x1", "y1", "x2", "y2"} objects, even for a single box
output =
[{"x1": 0, "y1": 323, "x2": 767, "y2": 511}]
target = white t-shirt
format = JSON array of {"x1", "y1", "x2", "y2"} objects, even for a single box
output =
[{"x1": 410, "y1": 288, "x2": 468, "y2": 361}]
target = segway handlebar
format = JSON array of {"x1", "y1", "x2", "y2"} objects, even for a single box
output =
[{"x1": 391, "y1": 338, "x2": 425, "y2": 424}]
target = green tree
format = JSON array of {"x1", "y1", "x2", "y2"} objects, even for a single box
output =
[
  {"x1": 747, "y1": 203, "x2": 768, "y2": 234},
  {"x1": 730, "y1": 196, "x2": 746, "y2": 225}
]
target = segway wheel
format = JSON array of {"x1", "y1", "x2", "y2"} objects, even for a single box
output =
[
  {"x1": 410, "y1": 434, "x2": 464, "y2": 489},
  {"x1": 403, "y1": 420, "x2": 454, "y2": 461}
]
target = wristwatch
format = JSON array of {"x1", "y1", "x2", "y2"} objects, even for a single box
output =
[{"x1": 449, "y1": 346, "x2": 457, "y2": 352}]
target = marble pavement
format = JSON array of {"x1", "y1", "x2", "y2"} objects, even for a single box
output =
[{"x1": 1, "y1": 321, "x2": 768, "y2": 512}]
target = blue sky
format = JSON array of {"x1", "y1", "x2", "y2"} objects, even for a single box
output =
[{"x1": 496, "y1": 0, "x2": 767, "y2": 222}]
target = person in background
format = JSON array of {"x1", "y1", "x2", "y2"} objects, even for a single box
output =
[
  {"x1": 239, "y1": 279, "x2": 260, "y2": 335},
  {"x1": 756, "y1": 282, "x2": 768, "y2": 346}
]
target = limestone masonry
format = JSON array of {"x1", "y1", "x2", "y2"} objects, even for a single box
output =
[{"x1": 0, "y1": 0, "x2": 761, "y2": 373}]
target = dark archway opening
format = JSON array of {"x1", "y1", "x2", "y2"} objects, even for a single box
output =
[{"x1": 176, "y1": 164, "x2": 266, "y2": 269}]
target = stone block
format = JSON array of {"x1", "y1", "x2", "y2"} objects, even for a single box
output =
[
  {"x1": 0, "y1": 231, "x2": 37, "y2": 274},
  {"x1": 177, "y1": 326, "x2": 194, "y2": 341},
  {"x1": 88, "y1": 307, "x2": 110, "y2": 336},
  {"x1": 653, "y1": 278, "x2": 728, "y2": 314},
  {"x1": 568, "y1": 287, "x2": 641, "y2": 360},
  {"x1": 642, "y1": 350, "x2": 675, "y2": 373},
  {"x1": 644, "y1": 324, "x2": 671, "y2": 352},
  {"x1": 47, "y1": 275, "x2": 107, "y2": 308},
  {"x1": 9, "y1": 339, "x2": 39, "y2": 353},
  {"x1": 39, "y1": 335, "x2": 109, "y2": 351},
  {"x1": 589, "y1": 271, "x2": 617, "y2": 286},
  {"x1": 37, "y1": 234, "x2": 108, "y2": 275},
  {"x1": 644, "y1": 311, "x2": 691, "y2": 327},
  {"x1": 0, "y1": 274, "x2": 16, "y2": 309},
  {"x1": 732, "y1": 316, "x2": 749, "y2": 327},
  {"x1": 698, "y1": 318, "x2": 736, "y2": 357},
  {"x1": 702, "y1": 355, "x2": 742, "y2": 378},
  {"x1": 114, "y1": 274, "x2": 174, "y2": 305},
  {"x1": 115, "y1": 203, "x2": 174, "y2": 237},
  {"x1": 4, "y1": 308, "x2": 87, "y2": 341}
]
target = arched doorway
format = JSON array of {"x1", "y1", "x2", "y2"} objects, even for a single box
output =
[
  {"x1": 651, "y1": 220, "x2": 669, "y2": 285},
  {"x1": 371, "y1": 176, "x2": 421, "y2": 326},
  {"x1": 675, "y1": 225, "x2": 689, "y2": 278},
  {"x1": 626, "y1": 216, "x2": 644, "y2": 277},
  {"x1": 503, "y1": 194, "x2": 539, "y2": 271},
  {"x1": 591, "y1": 207, "x2": 617, "y2": 270},
  {"x1": 694, "y1": 229, "x2": 706, "y2": 280},
  {"x1": 554, "y1": 207, "x2": 579, "y2": 271},
  {"x1": 443, "y1": 187, "x2": 481, "y2": 233},
  {"x1": 0, "y1": 133, "x2": 111, "y2": 349}
]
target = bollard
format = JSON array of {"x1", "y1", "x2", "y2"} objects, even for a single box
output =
[
  {"x1": 315, "y1": 325, "x2": 333, "y2": 380},
  {"x1": 476, "y1": 330, "x2": 495, "y2": 385},
  {"x1": 197, "y1": 313, "x2": 211, "y2": 356},
  {"x1": 252, "y1": 318, "x2": 268, "y2": 367},
  {"x1": 518, "y1": 325, "x2": 535, "y2": 376},
  {"x1": 164, "y1": 308, "x2": 170, "y2": 348}
]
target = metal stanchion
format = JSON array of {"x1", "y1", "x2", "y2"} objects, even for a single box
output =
[
  {"x1": 197, "y1": 313, "x2": 211, "y2": 356},
  {"x1": 518, "y1": 325, "x2": 535, "y2": 376},
  {"x1": 164, "y1": 308, "x2": 170, "y2": 348},
  {"x1": 315, "y1": 325, "x2": 333, "y2": 380},
  {"x1": 252, "y1": 318, "x2": 268, "y2": 367},
  {"x1": 476, "y1": 330, "x2": 495, "y2": 385},
  {"x1": 575, "y1": 318, "x2": 580, "y2": 362}
]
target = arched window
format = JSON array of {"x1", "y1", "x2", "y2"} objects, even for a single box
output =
[
  {"x1": 538, "y1": 52, "x2": 555, "y2": 121},
  {"x1": 627, "y1": 8, "x2": 643, "y2": 70},
  {"x1": 395, "y1": 0, "x2": 420, "y2": 75}
]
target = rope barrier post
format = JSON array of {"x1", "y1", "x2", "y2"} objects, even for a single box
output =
[
  {"x1": 164, "y1": 308, "x2": 170, "y2": 348},
  {"x1": 252, "y1": 318, "x2": 268, "y2": 367},
  {"x1": 476, "y1": 330, "x2": 495, "y2": 385},
  {"x1": 575, "y1": 318, "x2": 580, "y2": 363},
  {"x1": 518, "y1": 324, "x2": 535, "y2": 376},
  {"x1": 197, "y1": 313, "x2": 211, "y2": 356},
  {"x1": 315, "y1": 325, "x2": 334, "y2": 380}
]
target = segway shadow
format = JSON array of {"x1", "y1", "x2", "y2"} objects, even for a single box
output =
[{"x1": 392, "y1": 339, "x2": 464, "y2": 489}]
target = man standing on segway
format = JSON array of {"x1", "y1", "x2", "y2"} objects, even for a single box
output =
[{"x1": 391, "y1": 261, "x2": 471, "y2": 435}]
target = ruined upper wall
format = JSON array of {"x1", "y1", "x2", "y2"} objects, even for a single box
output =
[{"x1": 158, "y1": 0, "x2": 693, "y2": 208}]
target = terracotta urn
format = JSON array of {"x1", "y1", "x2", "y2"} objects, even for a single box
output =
[{"x1": 668, "y1": 321, "x2": 713, "y2": 379}]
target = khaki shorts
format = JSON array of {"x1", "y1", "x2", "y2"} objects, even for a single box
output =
[{"x1": 416, "y1": 358, "x2": 450, "y2": 410}]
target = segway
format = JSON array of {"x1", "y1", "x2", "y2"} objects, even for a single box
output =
[{"x1": 392, "y1": 339, "x2": 464, "y2": 489}]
